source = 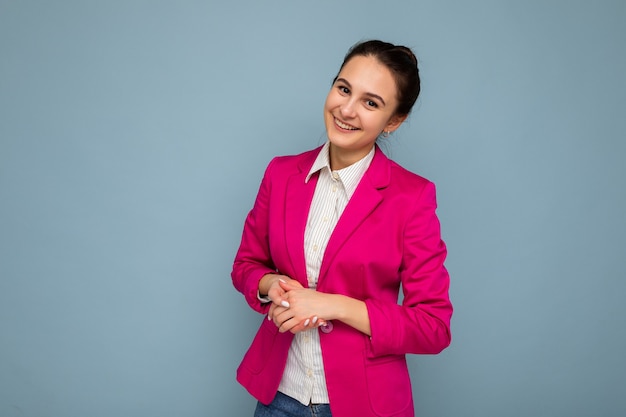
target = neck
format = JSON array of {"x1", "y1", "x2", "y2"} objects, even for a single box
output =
[{"x1": 329, "y1": 143, "x2": 374, "y2": 170}]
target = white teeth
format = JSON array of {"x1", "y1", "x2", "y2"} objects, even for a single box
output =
[{"x1": 335, "y1": 118, "x2": 358, "y2": 130}]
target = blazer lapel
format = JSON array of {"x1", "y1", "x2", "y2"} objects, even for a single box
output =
[
  {"x1": 319, "y1": 147, "x2": 391, "y2": 281},
  {"x1": 283, "y1": 151, "x2": 319, "y2": 287}
]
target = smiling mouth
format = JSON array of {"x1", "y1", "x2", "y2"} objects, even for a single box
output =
[{"x1": 334, "y1": 118, "x2": 359, "y2": 131}]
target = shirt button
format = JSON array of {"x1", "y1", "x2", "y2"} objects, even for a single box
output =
[
  {"x1": 307, "y1": 369, "x2": 313, "y2": 377},
  {"x1": 313, "y1": 245, "x2": 318, "y2": 252}
]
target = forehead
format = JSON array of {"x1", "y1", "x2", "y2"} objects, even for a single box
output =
[{"x1": 338, "y1": 55, "x2": 398, "y2": 101}]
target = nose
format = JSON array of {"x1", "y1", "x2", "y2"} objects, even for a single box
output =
[{"x1": 340, "y1": 98, "x2": 357, "y2": 119}]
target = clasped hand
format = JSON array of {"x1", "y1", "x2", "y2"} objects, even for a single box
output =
[{"x1": 267, "y1": 277, "x2": 328, "y2": 334}]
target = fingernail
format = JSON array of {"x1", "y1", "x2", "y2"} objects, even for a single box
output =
[
  {"x1": 267, "y1": 314, "x2": 271, "y2": 321},
  {"x1": 278, "y1": 278, "x2": 286, "y2": 283},
  {"x1": 312, "y1": 316, "x2": 318, "y2": 324},
  {"x1": 281, "y1": 300, "x2": 290, "y2": 308},
  {"x1": 304, "y1": 319, "x2": 310, "y2": 326}
]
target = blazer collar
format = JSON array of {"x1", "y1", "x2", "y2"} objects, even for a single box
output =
[{"x1": 363, "y1": 145, "x2": 392, "y2": 190}]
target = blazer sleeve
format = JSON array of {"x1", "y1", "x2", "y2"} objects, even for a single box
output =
[
  {"x1": 231, "y1": 159, "x2": 279, "y2": 314},
  {"x1": 365, "y1": 181, "x2": 453, "y2": 356}
]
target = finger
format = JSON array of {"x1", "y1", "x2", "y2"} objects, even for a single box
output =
[
  {"x1": 286, "y1": 320, "x2": 311, "y2": 334},
  {"x1": 278, "y1": 279, "x2": 292, "y2": 291},
  {"x1": 287, "y1": 316, "x2": 319, "y2": 333},
  {"x1": 273, "y1": 308, "x2": 293, "y2": 328},
  {"x1": 268, "y1": 293, "x2": 289, "y2": 308},
  {"x1": 269, "y1": 305, "x2": 286, "y2": 326},
  {"x1": 268, "y1": 303, "x2": 277, "y2": 321},
  {"x1": 289, "y1": 321, "x2": 314, "y2": 334},
  {"x1": 281, "y1": 276, "x2": 304, "y2": 289},
  {"x1": 279, "y1": 317, "x2": 298, "y2": 333},
  {"x1": 277, "y1": 310, "x2": 310, "y2": 333},
  {"x1": 278, "y1": 279, "x2": 302, "y2": 292}
]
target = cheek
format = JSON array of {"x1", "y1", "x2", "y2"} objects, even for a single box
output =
[
  {"x1": 324, "y1": 89, "x2": 344, "y2": 110},
  {"x1": 370, "y1": 114, "x2": 394, "y2": 131},
  {"x1": 323, "y1": 99, "x2": 333, "y2": 123},
  {"x1": 361, "y1": 113, "x2": 384, "y2": 131}
]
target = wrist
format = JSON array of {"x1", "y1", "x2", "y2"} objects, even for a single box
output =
[{"x1": 258, "y1": 273, "x2": 280, "y2": 298}]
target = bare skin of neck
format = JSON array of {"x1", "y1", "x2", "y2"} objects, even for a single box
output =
[{"x1": 329, "y1": 143, "x2": 374, "y2": 171}]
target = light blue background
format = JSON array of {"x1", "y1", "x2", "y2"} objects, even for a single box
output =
[{"x1": 1, "y1": 1, "x2": 625, "y2": 416}]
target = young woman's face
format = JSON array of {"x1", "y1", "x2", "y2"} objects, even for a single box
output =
[{"x1": 324, "y1": 55, "x2": 406, "y2": 169}]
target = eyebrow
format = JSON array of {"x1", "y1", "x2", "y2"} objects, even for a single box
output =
[{"x1": 336, "y1": 77, "x2": 386, "y2": 107}]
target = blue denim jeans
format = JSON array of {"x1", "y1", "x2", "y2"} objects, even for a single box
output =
[{"x1": 254, "y1": 391, "x2": 332, "y2": 417}]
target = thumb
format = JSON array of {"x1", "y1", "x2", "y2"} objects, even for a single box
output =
[{"x1": 278, "y1": 278, "x2": 300, "y2": 291}]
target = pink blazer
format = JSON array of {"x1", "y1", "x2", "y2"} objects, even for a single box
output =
[{"x1": 232, "y1": 145, "x2": 452, "y2": 417}]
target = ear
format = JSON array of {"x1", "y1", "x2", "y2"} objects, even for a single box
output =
[{"x1": 385, "y1": 114, "x2": 408, "y2": 133}]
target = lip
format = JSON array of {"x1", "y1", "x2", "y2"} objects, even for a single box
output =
[{"x1": 333, "y1": 117, "x2": 359, "y2": 132}]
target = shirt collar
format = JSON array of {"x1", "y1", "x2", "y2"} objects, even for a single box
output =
[{"x1": 305, "y1": 141, "x2": 376, "y2": 198}]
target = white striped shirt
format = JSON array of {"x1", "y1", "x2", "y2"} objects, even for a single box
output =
[{"x1": 278, "y1": 142, "x2": 375, "y2": 405}]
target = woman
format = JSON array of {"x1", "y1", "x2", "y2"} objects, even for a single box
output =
[{"x1": 232, "y1": 40, "x2": 452, "y2": 417}]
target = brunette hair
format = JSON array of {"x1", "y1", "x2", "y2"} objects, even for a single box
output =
[{"x1": 333, "y1": 40, "x2": 421, "y2": 117}]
